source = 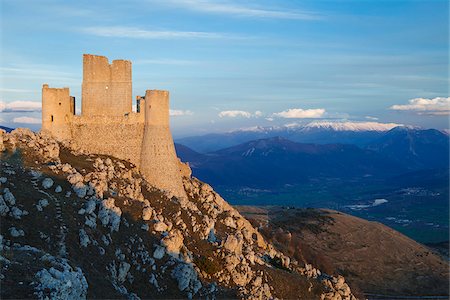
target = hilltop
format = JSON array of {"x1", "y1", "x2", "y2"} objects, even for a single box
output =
[{"x1": 0, "y1": 128, "x2": 355, "y2": 299}]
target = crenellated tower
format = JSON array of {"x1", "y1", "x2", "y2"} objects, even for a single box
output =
[
  {"x1": 41, "y1": 84, "x2": 74, "y2": 140},
  {"x1": 81, "y1": 54, "x2": 132, "y2": 116}
]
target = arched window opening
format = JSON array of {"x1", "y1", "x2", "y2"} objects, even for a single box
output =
[{"x1": 51, "y1": 115, "x2": 54, "y2": 122}]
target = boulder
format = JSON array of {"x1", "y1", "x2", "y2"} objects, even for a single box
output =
[
  {"x1": 142, "y1": 206, "x2": 153, "y2": 221},
  {"x1": 171, "y1": 262, "x2": 202, "y2": 295},
  {"x1": 162, "y1": 230, "x2": 184, "y2": 257},
  {"x1": 42, "y1": 178, "x2": 54, "y2": 189},
  {"x1": 153, "y1": 245, "x2": 165, "y2": 260}
]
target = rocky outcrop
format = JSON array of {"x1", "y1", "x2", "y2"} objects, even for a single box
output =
[{"x1": 0, "y1": 128, "x2": 357, "y2": 299}]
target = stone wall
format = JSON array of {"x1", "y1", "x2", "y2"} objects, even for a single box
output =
[
  {"x1": 70, "y1": 114, "x2": 144, "y2": 167},
  {"x1": 81, "y1": 54, "x2": 132, "y2": 117}
]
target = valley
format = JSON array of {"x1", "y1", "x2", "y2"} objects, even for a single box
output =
[{"x1": 176, "y1": 126, "x2": 450, "y2": 245}]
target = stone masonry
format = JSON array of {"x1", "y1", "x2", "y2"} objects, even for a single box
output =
[{"x1": 41, "y1": 54, "x2": 187, "y2": 199}]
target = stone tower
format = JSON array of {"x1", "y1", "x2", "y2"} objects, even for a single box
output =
[
  {"x1": 140, "y1": 90, "x2": 187, "y2": 199},
  {"x1": 81, "y1": 54, "x2": 132, "y2": 116},
  {"x1": 41, "y1": 84, "x2": 74, "y2": 140}
]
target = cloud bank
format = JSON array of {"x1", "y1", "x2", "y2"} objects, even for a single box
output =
[
  {"x1": 0, "y1": 101, "x2": 41, "y2": 112},
  {"x1": 170, "y1": 109, "x2": 193, "y2": 116},
  {"x1": 273, "y1": 108, "x2": 325, "y2": 118},
  {"x1": 218, "y1": 110, "x2": 263, "y2": 118},
  {"x1": 12, "y1": 116, "x2": 41, "y2": 124},
  {"x1": 390, "y1": 97, "x2": 450, "y2": 116},
  {"x1": 219, "y1": 110, "x2": 252, "y2": 118}
]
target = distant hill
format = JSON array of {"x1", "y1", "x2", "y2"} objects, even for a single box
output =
[
  {"x1": 177, "y1": 137, "x2": 406, "y2": 188},
  {"x1": 366, "y1": 127, "x2": 450, "y2": 169},
  {"x1": 0, "y1": 126, "x2": 14, "y2": 133},
  {"x1": 174, "y1": 143, "x2": 205, "y2": 164},
  {"x1": 176, "y1": 121, "x2": 402, "y2": 153}
]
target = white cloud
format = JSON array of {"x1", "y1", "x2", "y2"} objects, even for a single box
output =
[
  {"x1": 81, "y1": 26, "x2": 230, "y2": 39},
  {"x1": 0, "y1": 101, "x2": 41, "y2": 112},
  {"x1": 365, "y1": 116, "x2": 379, "y2": 121},
  {"x1": 160, "y1": 0, "x2": 322, "y2": 20},
  {"x1": 218, "y1": 110, "x2": 263, "y2": 118},
  {"x1": 170, "y1": 109, "x2": 193, "y2": 116},
  {"x1": 13, "y1": 116, "x2": 41, "y2": 124},
  {"x1": 273, "y1": 108, "x2": 325, "y2": 118},
  {"x1": 390, "y1": 97, "x2": 450, "y2": 116},
  {"x1": 0, "y1": 88, "x2": 35, "y2": 93},
  {"x1": 219, "y1": 110, "x2": 252, "y2": 118}
]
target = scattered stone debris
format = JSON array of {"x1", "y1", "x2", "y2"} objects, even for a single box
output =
[{"x1": 0, "y1": 128, "x2": 357, "y2": 300}]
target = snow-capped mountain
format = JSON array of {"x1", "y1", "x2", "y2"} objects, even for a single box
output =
[
  {"x1": 235, "y1": 121, "x2": 403, "y2": 133},
  {"x1": 300, "y1": 121, "x2": 403, "y2": 132},
  {"x1": 176, "y1": 121, "x2": 409, "y2": 153}
]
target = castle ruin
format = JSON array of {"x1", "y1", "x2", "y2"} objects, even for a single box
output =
[{"x1": 41, "y1": 54, "x2": 187, "y2": 199}]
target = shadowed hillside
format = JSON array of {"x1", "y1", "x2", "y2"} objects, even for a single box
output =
[{"x1": 237, "y1": 206, "x2": 449, "y2": 298}]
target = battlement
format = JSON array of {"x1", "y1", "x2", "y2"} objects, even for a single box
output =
[
  {"x1": 41, "y1": 54, "x2": 187, "y2": 199},
  {"x1": 144, "y1": 90, "x2": 169, "y2": 126},
  {"x1": 41, "y1": 84, "x2": 74, "y2": 140},
  {"x1": 82, "y1": 54, "x2": 132, "y2": 116}
]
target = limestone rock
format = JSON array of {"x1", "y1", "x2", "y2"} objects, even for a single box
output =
[
  {"x1": 10, "y1": 206, "x2": 27, "y2": 219},
  {"x1": 73, "y1": 182, "x2": 88, "y2": 198},
  {"x1": 67, "y1": 173, "x2": 84, "y2": 185},
  {"x1": 34, "y1": 263, "x2": 88, "y2": 300},
  {"x1": 171, "y1": 262, "x2": 202, "y2": 296},
  {"x1": 79, "y1": 229, "x2": 90, "y2": 247},
  {"x1": 142, "y1": 206, "x2": 153, "y2": 221},
  {"x1": 42, "y1": 178, "x2": 54, "y2": 189},
  {"x1": 162, "y1": 230, "x2": 184, "y2": 257},
  {"x1": 153, "y1": 245, "x2": 165, "y2": 260},
  {"x1": 153, "y1": 221, "x2": 168, "y2": 232},
  {"x1": 36, "y1": 199, "x2": 49, "y2": 212},
  {"x1": 9, "y1": 227, "x2": 25, "y2": 237},
  {"x1": 0, "y1": 195, "x2": 10, "y2": 216},
  {"x1": 117, "y1": 262, "x2": 131, "y2": 283},
  {"x1": 98, "y1": 198, "x2": 122, "y2": 232},
  {"x1": 3, "y1": 188, "x2": 16, "y2": 206},
  {"x1": 223, "y1": 216, "x2": 237, "y2": 229},
  {"x1": 223, "y1": 235, "x2": 242, "y2": 254}
]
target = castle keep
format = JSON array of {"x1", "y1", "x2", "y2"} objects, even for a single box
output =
[{"x1": 41, "y1": 54, "x2": 187, "y2": 199}]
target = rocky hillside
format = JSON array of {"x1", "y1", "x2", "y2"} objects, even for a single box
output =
[
  {"x1": 0, "y1": 128, "x2": 355, "y2": 299},
  {"x1": 237, "y1": 206, "x2": 449, "y2": 298}
]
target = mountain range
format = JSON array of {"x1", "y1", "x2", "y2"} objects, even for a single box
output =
[
  {"x1": 175, "y1": 121, "x2": 415, "y2": 153},
  {"x1": 175, "y1": 126, "x2": 449, "y2": 188}
]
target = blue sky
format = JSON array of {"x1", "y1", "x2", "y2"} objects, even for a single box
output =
[{"x1": 0, "y1": 0, "x2": 448, "y2": 137}]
